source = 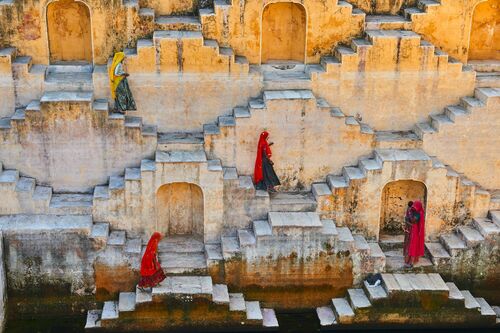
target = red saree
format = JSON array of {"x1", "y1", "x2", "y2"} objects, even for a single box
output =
[
  {"x1": 138, "y1": 232, "x2": 166, "y2": 288},
  {"x1": 408, "y1": 201, "x2": 426, "y2": 258},
  {"x1": 254, "y1": 131, "x2": 272, "y2": 184}
]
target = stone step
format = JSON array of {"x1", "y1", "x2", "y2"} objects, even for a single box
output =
[
  {"x1": 263, "y1": 90, "x2": 315, "y2": 102},
  {"x1": 158, "y1": 236, "x2": 205, "y2": 253},
  {"x1": 490, "y1": 210, "x2": 500, "y2": 227},
  {"x1": 252, "y1": 220, "x2": 273, "y2": 238},
  {"x1": 424, "y1": 242, "x2": 451, "y2": 266},
  {"x1": 363, "y1": 280, "x2": 388, "y2": 302},
  {"x1": 32, "y1": 186, "x2": 52, "y2": 208},
  {"x1": 268, "y1": 211, "x2": 322, "y2": 234},
  {"x1": 221, "y1": 236, "x2": 240, "y2": 260},
  {"x1": 90, "y1": 222, "x2": 110, "y2": 242},
  {"x1": 152, "y1": 276, "x2": 213, "y2": 297},
  {"x1": 118, "y1": 292, "x2": 136, "y2": 312},
  {"x1": 439, "y1": 233, "x2": 467, "y2": 256},
  {"x1": 205, "y1": 243, "x2": 223, "y2": 262},
  {"x1": 262, "y1": 308, "x2": 279, "y2": 327},
  {"x1": 353, "y1": 234, "x2": 370, "y2": 255},
  {"x1": 237, "y1": 229, "x2": 256, "y2": 247},
  {"x1": 212, "y1": 284, "x2": 230, "y2": 304},
  {"x1": 457, "y1": 226, "x2": 485, "y2": 247},
  {"x1": 44, "y1": 72, "x2": 93, "y2": 91},
  {"x1": 347, "y1": 288, "x2": 371, "y2": 311},
  {"x1": 269, "y1": 192, "x2": 317, "y2": 212},
  {"x1": 107, "y1": 230, "x2": 126, "y2": 246},
  {"x1": 156, "y1": 149, "x2": 207, "y2": 163},
  {"x1": 155, "y1": 15, "x2": 201, "y2": 31},
  {"x1": 378, "y1": 234, "x2": 404, "y2": 251},
  {"x1": 331, "y1": 298, "x2": 354, "y2": 323},
  {"x1": 316, "y1": 306, "x2": 336, "y2": 326},
  {"x1": 40, "y1": 90, "x2": 93, "y2": 103},
  {"x1": 135, "y1": 285, "x2": 153, "y2": 304},
  {"x1": 124, "y1": 238, "x2": 142, "y2": 254},
  {"x1": 48, "y1": 193, "x2": 93, "y2": 215},
  {"x1": 245, "y1": 301, "x2": 263, "y2": 321},
  {"x1": 0, "y1": 169, "x2": 19, "y2": 187},
  {"x1": 15, "y1": 177, "x2": 35, "y2": 194},
  {"x1": 461, "y1": 290, "x2": 481, "y2": 309},
  {"x1": 445, "y1": 282, "x2": 465, "y2": 301},
  {"x1": 85, "y1": 309, "x2": 102, "y2": 329},
  {"x1": 472, "y1": 217, "x2": 500, "y2": 237},
  {"x1": 365, "y1": 15, "x2": 412, "y2": 30},
  {"x1": 476, "y1": 297, "x2": 496, "y2": 317},
  {"x1": 375, "y1": 131, "x2": 421, "y2": 149},
  {"x1": 101, "y1": 301, "x2": 119, "y2": 320},
  {"x1": 229, "y1": 293, "x2": 246, "y2": 312},
  {"x1": 158, "y1": 252, "x2": 207, "y2": 274}
]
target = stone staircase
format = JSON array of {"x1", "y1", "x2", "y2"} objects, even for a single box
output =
[
  {"x1": 403, "y1": 0, "x2": 442, "y2": 21},
  {"x1": 221, "y1": 211, "x2": 386, "y2": 277},
  {"x1": 316, "y1": 272, "x2": 497, "y2": 326},
  {"x1": 425, "y1": 212, "x2": 500, "y2": 268},
  {"x1": 312, "y1": 29, "x2": 465, "y2": 76},
  {"x1": 414, "y1": 87, "x2": 499, "y2": 141},
  {"x1": 311, "y1": 148, "x2": 492, "y2": 239},
  {"x1": 85, "y1": 275, "x2": 279, "y2": 330}
]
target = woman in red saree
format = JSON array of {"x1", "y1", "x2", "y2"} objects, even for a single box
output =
[
  {"x1": 405, "y1": 200, "x2": 426, "y2": 268},
  {"x1": 138, "y1": 232, "x2": 166, "y2": 290},
  {"x1": 254, "y1": 131, "x2": 280, "y2": 193}
]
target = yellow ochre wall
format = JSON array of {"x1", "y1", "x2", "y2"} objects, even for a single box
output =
[{"x1": 468, "y1": 0, "x2": 500, "y2": 60}]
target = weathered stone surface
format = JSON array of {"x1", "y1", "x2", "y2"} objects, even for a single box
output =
[
  {"x1": 0, "y1": 214, "x2": 92, "y2": 234},
  {"x1": 85, "y1": 310, "x2": 102, "y2": 329},
  {"x1": 153, "y1": 276, "x2": 213, "y2": 296},
  {"x1": 262, "y1": 308, "x2": 279, "y2": 327},
  {"x1": 268, "y1": 212, "x2": 323, "y2": 229},
  {"x1": 229, "y1": 293, "x2": 246, "y2": 312},
  {"x1": 363, "y1": 281, "x2": 388, "y2": 302},
  {"x1": 119, "y1": 292, "x2": 136, "y2": 312},
  {"x1": 107, "y1": 231, "x2": 126, "y2": 246},
  {"x1": 245, "y1": 301, "x2": 263, "y2": 320},
  {"x1": 316, "y1": 306, "x2": 336, "y2": 326},
  {"x1": 476, "y1": 298, "x2": 496, "y2": 316},
  {"x1": 212, "y1": 284, "x2": 230, "y2": 304},
  {"x1": 445, "y1": 282, "x2": 464, "y2": 301},
  {"x1": 461, "y1": 290, "x2": 481, "y2": 309},
  {"x1": 331, "y1": 298, "x2": 354, "y2": 323},
  {"x1": 347, "y1": 289, "x2": 371, "y2": 310},
  {"x1": 101, "y1": 301, "x2": 119, "y2": 320},
  {"x1": 135, "y1": 286, "x2": 152, "y2": 304}
]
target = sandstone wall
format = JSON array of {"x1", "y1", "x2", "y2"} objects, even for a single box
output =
[
  {"x1": 0, "y1": 215, "x2": 96, "y2": 296},
  {"x1": 0, "y1": 232, "x2": 6, "y2": 333},
  {"x1": 314, "y1": 71, "x2": 476, "y2": 131},
  {"x1": 411, "y1": 0, "x2": 487, "y2": 63},
  {"x1": 0, "y1": 96, "x2": 157, "y2": 192},
  {"x1": 203, "y1": 0, "x2": 364, "y2": 64},
  {"x1": 345, "y1": 0, "x2": 417, "y2": 14}
]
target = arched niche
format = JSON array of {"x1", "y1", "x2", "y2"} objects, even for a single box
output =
[
  {"x1": 156, "y1": 182, "x2": 204, "y2": 236},
  {"x1": 380, "y1": 180, "x2": 427, "y2": 235},
  {"x1": 47, "y1": 0, "x2": 93, "y2": 63},
  {"x1": 261, "y1": 2, "x2": 307, "y2": 63},
  {"x1": 468, "y1": 0, "x2": 499, "y2": 61}
]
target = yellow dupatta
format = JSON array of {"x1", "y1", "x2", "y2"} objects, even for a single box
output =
[{"x1": 109, "y1": 52, "x2": 126, "y2": 99}]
